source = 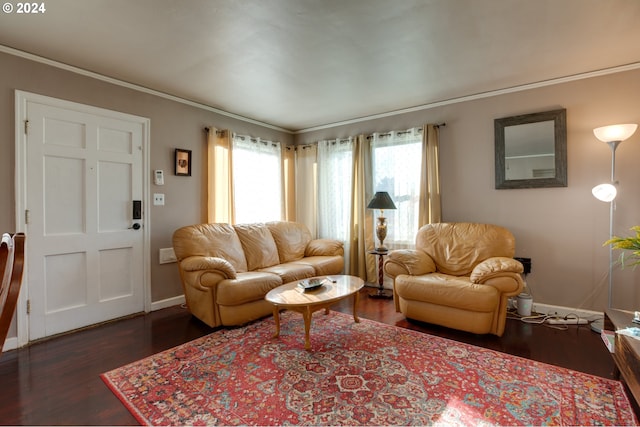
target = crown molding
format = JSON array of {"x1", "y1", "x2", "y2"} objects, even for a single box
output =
[
  {"x1": 0, "y1": 45, "x2": 293, "y2": 134},
  {"x1": 3, "y1": 44, "x2": 638, "y2": 135},
  {"x1": 295, "y1": 62, "x2": 640, "y2": 134}
]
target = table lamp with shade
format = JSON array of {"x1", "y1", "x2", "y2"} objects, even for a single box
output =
[{"x1": 367, "y1": 191, "x2": 397, "y2": 251}]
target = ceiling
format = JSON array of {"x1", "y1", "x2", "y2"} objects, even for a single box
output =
[{"x1": 1, "y1": 0, "x2": 639, "y2": 132}]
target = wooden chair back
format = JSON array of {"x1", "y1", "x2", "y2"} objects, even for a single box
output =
[
  {"x1": 0, "y1": 233, "x2": 11, "y2": 293},
  {"x1": 0, "y1": 233, "x2": 26, "y2": 353}
]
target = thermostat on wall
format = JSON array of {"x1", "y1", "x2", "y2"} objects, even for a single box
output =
[{"x1": 154, "y1": 170, "x2": 164, "y2": 185}]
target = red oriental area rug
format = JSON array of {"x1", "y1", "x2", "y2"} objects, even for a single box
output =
[{"x1": 101, "y1": 311, "x2": 637, "y2": 426}]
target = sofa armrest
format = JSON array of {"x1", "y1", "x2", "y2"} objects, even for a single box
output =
[
  {"x1": 384, "y1": 250, "x2": 436, "y2": 278},
  {"x1": 305, "y1": 239, "x2": 344, "y2": 257},
  {"x1": 180, "y1": 256, "x2": 237, "y2": 279},
  {"x1": 470, "y1": 257, "x2": 523, "y2": 284}
]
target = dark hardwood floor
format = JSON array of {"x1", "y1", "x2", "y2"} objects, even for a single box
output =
[{"x1": 0, "y1": 287, "x2": 621, "y2": 425}]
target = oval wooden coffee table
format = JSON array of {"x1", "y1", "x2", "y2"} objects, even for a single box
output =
[{"x1": 265, "y1": 275, "x2": 364, "y2": 350}]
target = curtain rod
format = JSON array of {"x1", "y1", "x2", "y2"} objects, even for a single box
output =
[
  {"x1": 204, "y1": 127, "x2": 225, "y2": 136},
  {"x1": 206, "y1": 122, "x2": 445, "y2": 148},
  {"x1": 290, "y1": 122, "x2": 447, "y2": 150},
  {"x1": 366, "y1": 123, "x2": 446, "y2": 140},
  {"x1": 205, "y1": 123, "x2": 445, "y2": 134}
]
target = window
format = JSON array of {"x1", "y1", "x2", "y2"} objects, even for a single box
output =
[
  {"x1": 232, "y1": 135, "x2": 282, "y2": 224},
  {"x1": 371, "y1": 129, "x2": 422, "y2": 248}
]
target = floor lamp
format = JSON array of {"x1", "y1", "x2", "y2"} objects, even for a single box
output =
[{"x1": 590, "y1": 123, "x2": 638, "y2": 333}]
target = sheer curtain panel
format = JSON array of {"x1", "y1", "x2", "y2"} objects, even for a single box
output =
[
  {"x1": 317, "y1": 138, "x2": 355, "y2": 270},
  {"x1": 232, "y1": 134, "x2": 283, "y2": 224},
  {"x1": 370, "y1": 128, "x2": 423, "y2": 249}
]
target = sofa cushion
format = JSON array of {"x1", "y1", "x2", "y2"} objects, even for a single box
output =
[
  {"x1": 259, "y1": 262, "x2": 315, "y2": 283},
  {"x1": 173, "y1": 223, "x2": 248, "y2": 272},
  {"x1": 395, "y1": 273, "x2": 499, "y2": 312},
  {"x1": 234, "y1": 223, "x2": 280, "y2": 271},
  {"x1": 216, "y1": 272, "x2": 282, "y2": 306},
  {"x1": 305, "y1": 239, "x2": 344, "y2": 257},
  {"x1": 293, "y1": 255, "x2": 344, "y2": 276},
  {"x1": 267, "y1": 221, "x2": 312, "y2": 262}
]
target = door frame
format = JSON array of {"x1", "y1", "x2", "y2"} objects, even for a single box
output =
[{"x1": 14, "y1": 90, "x2": 151, "y2": 347}]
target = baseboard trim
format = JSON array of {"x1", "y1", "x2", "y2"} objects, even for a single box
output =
[
  {"x1": 2, "y1": 296, "x2": 187, "y2": 352},
  {"x1": 2, "y1": 336, "x2": 18, "y2": 352},
  {"x1": 150, "y1": 295, "x2": 186, "y2": 312},
  {"x1": 1, "y1": 296, "x2": 600, "y2": 353},
  {"x1": 529, "y1": 301, "x2": 603, "y2": 321}
]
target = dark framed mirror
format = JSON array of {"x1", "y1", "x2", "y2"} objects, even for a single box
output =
[{"x1": 494, "y1": 109, "x2": 567, "y2": 189}]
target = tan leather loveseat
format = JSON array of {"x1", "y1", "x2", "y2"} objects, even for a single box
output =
[
  {"x1": 384, "y1": 222, "x2": 524, "y2": 336},
  {"x1": 173, "y1": 221, "x2": 344, "y2": 327}
]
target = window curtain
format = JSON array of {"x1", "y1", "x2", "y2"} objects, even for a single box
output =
[
  {"x1": 420, "y1": 124, "x2": 442, "y2": 225},
  {"x1": 317, "y1": 138, "x2": 355, "y2": 271},
  {"x1": 369, "y1": 125, "x2": 441, "y2": 250},
  {"x1": 232, "y1": 134, "x2": 282, "y2": 224},
  {"x1": 283, "y1": 146, "x2": 296, "y2": 222},
  {"x1": 295, "y1": 145, "x2": 318, "y2": 237},
  {"x1": 206, "y1": 128, "x2": 234, "y2": 223},
  {"x1": 349, "y1": 135, "x2": 376, "y2": 281},
  {"x1": 314, "y1": 136, "x2": 376, "y2": 280},
  {"x1": 293, "y1": 123, "x2": 441, "y2": 282},
  {"x1": 207, "y1": 128, "x2": 287, "y2": 225},
  {"x1": 370, "y1": 128, "x2": 423, "y2": 249}
]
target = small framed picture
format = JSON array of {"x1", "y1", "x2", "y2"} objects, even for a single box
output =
[{"x1": 175, "y1": 148, "x2": 192, "y2": 176}]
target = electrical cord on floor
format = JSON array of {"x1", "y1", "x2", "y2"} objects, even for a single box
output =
[{"x1": 506, "y1": 308, "x2": 595, "y2": 331}]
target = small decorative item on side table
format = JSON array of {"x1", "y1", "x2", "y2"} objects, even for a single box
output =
[{"x1": 368, "y1": 249, "x2": 393, "y2": 299}]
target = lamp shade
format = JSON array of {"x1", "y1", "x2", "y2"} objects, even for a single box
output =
[
  {"x1": 367, "y1": 192, "x2": 396, "y2": 210},
  {"x1": 592, "y1": 183, "x2": 617, "y2": 202},
  {"x1": 593, "y1": 124, "x2": 637, "y2": 143}
]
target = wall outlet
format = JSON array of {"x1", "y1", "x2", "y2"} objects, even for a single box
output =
[
  {"x1": 159, "y1": 247, "x2": 177, "y2": 264},
  {"x1": 514, "y1": 257, "x2": 532, "y2": 275}
]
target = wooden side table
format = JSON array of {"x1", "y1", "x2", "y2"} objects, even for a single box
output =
[
  {"x1": 368, "y1": 249, "x2": 392, "y2": 299},
  {"x1": 604, "y1": 309, "x2": 640, "y2": 410}
]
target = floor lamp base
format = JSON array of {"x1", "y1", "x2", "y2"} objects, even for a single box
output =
[{"x1": 368, "y1": 287, "x2": 393, "y2": 299}]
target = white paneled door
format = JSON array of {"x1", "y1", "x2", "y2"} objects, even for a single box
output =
[{"x1": 17, "y1": 93, "x2": 149, "y2": 341}]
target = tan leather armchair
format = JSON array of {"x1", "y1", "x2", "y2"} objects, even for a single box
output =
[{"x1": 384, "y1": 222, "x2": 524, "y2": 336}]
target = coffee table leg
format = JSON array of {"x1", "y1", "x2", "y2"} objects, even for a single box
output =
[
  {"x1": 273, "y1": 306, "x2": 280, "y2": 338},
  {"x1": 353, "y1": 291, "x2": 360, "y2": 323},
  {"x1": 303, "y1": 306, "x2": 312, "y2": 350}
]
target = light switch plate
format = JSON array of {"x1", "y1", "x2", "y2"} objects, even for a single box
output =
[{"x1": 153, "y1": 193, "x2": 165, "y2": 206}]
